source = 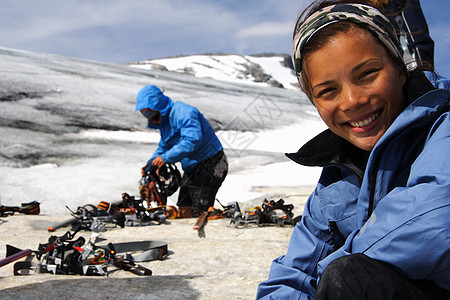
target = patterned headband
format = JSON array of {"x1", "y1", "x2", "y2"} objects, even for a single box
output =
[{"x1": 292, "y1": 3, "x2": 404, "y2": 91}]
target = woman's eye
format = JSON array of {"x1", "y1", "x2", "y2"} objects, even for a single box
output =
[
  {"x1": 359, "y1": 68, "x2": 379, "y2": 79},
  {"x1": 316, "y1": 87, "x2": 335, "y2": 98}
]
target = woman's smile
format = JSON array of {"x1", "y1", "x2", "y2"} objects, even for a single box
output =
[{"x1": 347, "y1": 110, "x2": 381, "y2": 129}]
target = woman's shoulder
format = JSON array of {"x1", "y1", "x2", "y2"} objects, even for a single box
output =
[{"x1": 424, "y1": 71, "x2": 450, "y2": 91}]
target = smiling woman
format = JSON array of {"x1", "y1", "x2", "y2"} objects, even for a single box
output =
[
  {"x1": 257, "y1": 1, "x2": 450, "y2": 299},
  {"x1": 305, "y1": 24, "x2": 406, "y2": 151}
]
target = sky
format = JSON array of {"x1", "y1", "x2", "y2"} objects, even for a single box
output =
[{"x1": 0, "y1": 0, "x2": 449, "y2": 77}]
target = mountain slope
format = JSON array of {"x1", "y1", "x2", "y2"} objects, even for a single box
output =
[
  {"x1": 0, "y1": 46, "x2": 325, "y2": 214},
  {"x1": 127, "y1": 53, "x2": 299, "y2": 91}
]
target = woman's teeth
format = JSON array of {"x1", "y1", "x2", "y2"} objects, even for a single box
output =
[{"x1": 349, "y1": 111, "x2": 380, "y2": 128}]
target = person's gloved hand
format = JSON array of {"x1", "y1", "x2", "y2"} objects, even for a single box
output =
[
  {"x1": 141, "y1": 164, "x2": 149, "y2": 176},
  {"x1": 152, "y1": 156, "x2": 165, "y2": 169},
  {"x1": 141, "y1": 156, "x2": 165, "y2": 176},
  {"x1": 142, "y1": 158, "x2": 155, "y2": 175}
]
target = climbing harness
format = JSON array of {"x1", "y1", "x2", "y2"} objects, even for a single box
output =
[
  {"x1": 0, "y1": 201, "x2": 40, "y2": 217},
  {"x1": 225, "y1": 199, "x2": 302, "y2": 228},
  {"x1": 3, "y1": 230, "x2": 167, "y2": 276},
  {"x1": 140, "y1": 163, "x2": 181, "y2": 206}
]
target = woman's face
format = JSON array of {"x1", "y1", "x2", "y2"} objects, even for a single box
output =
[{"x1": 304, "y1": 28, "x2": 406, "y2": 151}]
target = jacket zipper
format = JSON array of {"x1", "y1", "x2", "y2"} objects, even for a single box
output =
[{"x1": 329, "y1": 220, "x2": 346, "y2": 251}]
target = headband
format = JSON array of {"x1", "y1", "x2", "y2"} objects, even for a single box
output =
[{"x1": 292, "y1": 3, "x2": 404, "y2": 91}]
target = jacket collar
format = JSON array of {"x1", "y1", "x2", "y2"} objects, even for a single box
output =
[{"x1": 286, "y1": 129, "x2": 369, "y2": 180}]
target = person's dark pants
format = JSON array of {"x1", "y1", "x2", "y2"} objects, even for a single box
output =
[
  {"x1": 315, "y1": 253, "x2": 450, "y2": 300},
  {"x1": 177, "y1": 150, "x2": 228, "y2": 213}
]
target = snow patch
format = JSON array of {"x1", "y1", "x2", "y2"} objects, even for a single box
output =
[
  {"x1": 129, "y1": 54, "x2": 299, "y2": 90},
  {"x1": 75, "y1": 129, "x2": 160, "y2": 144}
]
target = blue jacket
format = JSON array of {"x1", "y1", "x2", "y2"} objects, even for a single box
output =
[
  {"x1": 136, "y1": 85, "x2": 223, "y2": 172},
  {"x1": 257, "y1": 74, "x2": 450, "y2": 299}
]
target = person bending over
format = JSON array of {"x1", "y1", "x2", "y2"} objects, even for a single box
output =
[{"x1": 136, "y1": 85, "x2": 228, "y2": 217}]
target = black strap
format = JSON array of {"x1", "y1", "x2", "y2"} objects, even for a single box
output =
[
  {"x1": 0, "y1": 201, "x2": 40, "y2": 217},
  {"x1": 102, "y1": 240, "x2": 168, "y2": 262}
]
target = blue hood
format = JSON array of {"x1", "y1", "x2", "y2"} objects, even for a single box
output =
[{"x1": 135, "y1": 85, "x2": 173, "y2": 117}]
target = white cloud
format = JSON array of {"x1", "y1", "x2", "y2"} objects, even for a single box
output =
[
  {"x1": 429, "y1": 22, "x2": 450, "y2": 47},
  {"x1": 236, "y1": 21, "x2": 293, "y2": 39},
  {"x1": 0, "y1": 0, "x2": 244, "y2": 61},
  {"x1": 429, "y1": 22, "x2": 450, "y2": 77},
  {"x1": 2, "y1": 1, "x2": 238, "y2": 43}
]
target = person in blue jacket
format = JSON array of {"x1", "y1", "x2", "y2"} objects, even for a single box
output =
[
  {"x1": 136, "y1": 85, "x2": 228, "y2": 217},
  {"x1": 257, "y1": 1, "x2": 449, "y2": 299}
]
